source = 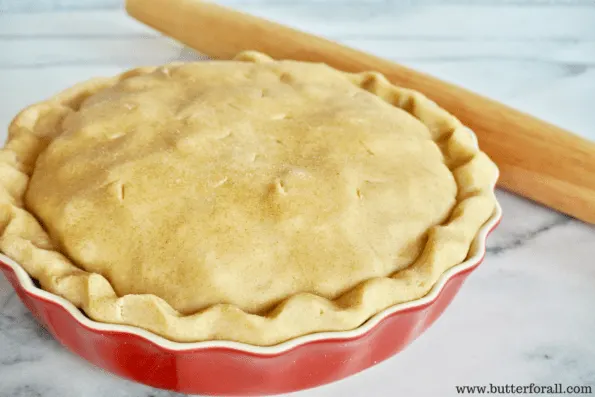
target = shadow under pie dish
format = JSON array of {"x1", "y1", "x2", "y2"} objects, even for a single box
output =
[{"x1": 0, "y1": 51, "x2": 501, "y2": 395}]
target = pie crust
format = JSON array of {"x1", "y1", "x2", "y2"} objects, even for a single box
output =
[{"x1": 0, "y1": 51, "x2": 498, "y2": 346}]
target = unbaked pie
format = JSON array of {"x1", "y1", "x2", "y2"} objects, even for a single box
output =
[{"x1": 0, "y1": 51, "x2": 498, "y2": 346}]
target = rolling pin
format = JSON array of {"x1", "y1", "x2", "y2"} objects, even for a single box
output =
[{"x1": 126, "y1": 0, "x2": 595, "y2": 224}]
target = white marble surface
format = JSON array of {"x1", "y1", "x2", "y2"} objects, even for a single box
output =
[{"x1": 0, "y1": 1, "x2": 594, "y2": 396}]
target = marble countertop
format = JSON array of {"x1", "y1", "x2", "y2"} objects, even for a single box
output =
[{"x1": 0, "y1": 1, "x2": 594, "y2": 396}]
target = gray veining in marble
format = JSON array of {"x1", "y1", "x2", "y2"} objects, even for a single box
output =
[{"x1": 0, "y1": 1, "x2": 594, "y2": 396}]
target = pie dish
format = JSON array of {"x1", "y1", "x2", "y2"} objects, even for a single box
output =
[
  {"x1": 0, "y1": 51, "x2": 498, "y2": 349},
  {"x1": 0, "y1": 51, "x2": 501, "y2": 394}
]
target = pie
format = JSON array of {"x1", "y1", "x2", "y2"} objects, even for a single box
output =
[{"x1": 0, "y1": 51, "x2": 498, "y2": 346}]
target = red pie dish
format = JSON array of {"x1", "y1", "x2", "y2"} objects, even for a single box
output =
[{"x1": 0, "y1": 53, "x2": 501, "y2": 395}]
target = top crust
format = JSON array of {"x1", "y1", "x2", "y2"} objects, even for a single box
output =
[{"x1": 0, "y1": 51, "x2": 498, "y2": 346}]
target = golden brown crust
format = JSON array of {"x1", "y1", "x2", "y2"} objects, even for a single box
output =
[{"x1": 0, "y1": 51, "x2": 498, "y2": 346}]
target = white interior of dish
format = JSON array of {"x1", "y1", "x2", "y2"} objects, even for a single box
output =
[{"x1": 0, "y1": 198, "x2": 502, "y2": 355}]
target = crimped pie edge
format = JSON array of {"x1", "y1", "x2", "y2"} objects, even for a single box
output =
[{"x1": 0, "y1": 51, "x2": 499, "y2": 346}]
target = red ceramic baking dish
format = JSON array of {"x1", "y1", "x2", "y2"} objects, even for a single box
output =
[{"x1": 0, "y1": 201, "x2": 501, "y2": 396}]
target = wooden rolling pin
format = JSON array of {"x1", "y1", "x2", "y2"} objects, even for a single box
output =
[{"x1": 126, "y1": 0, "x2": 595, "y2": 224}]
